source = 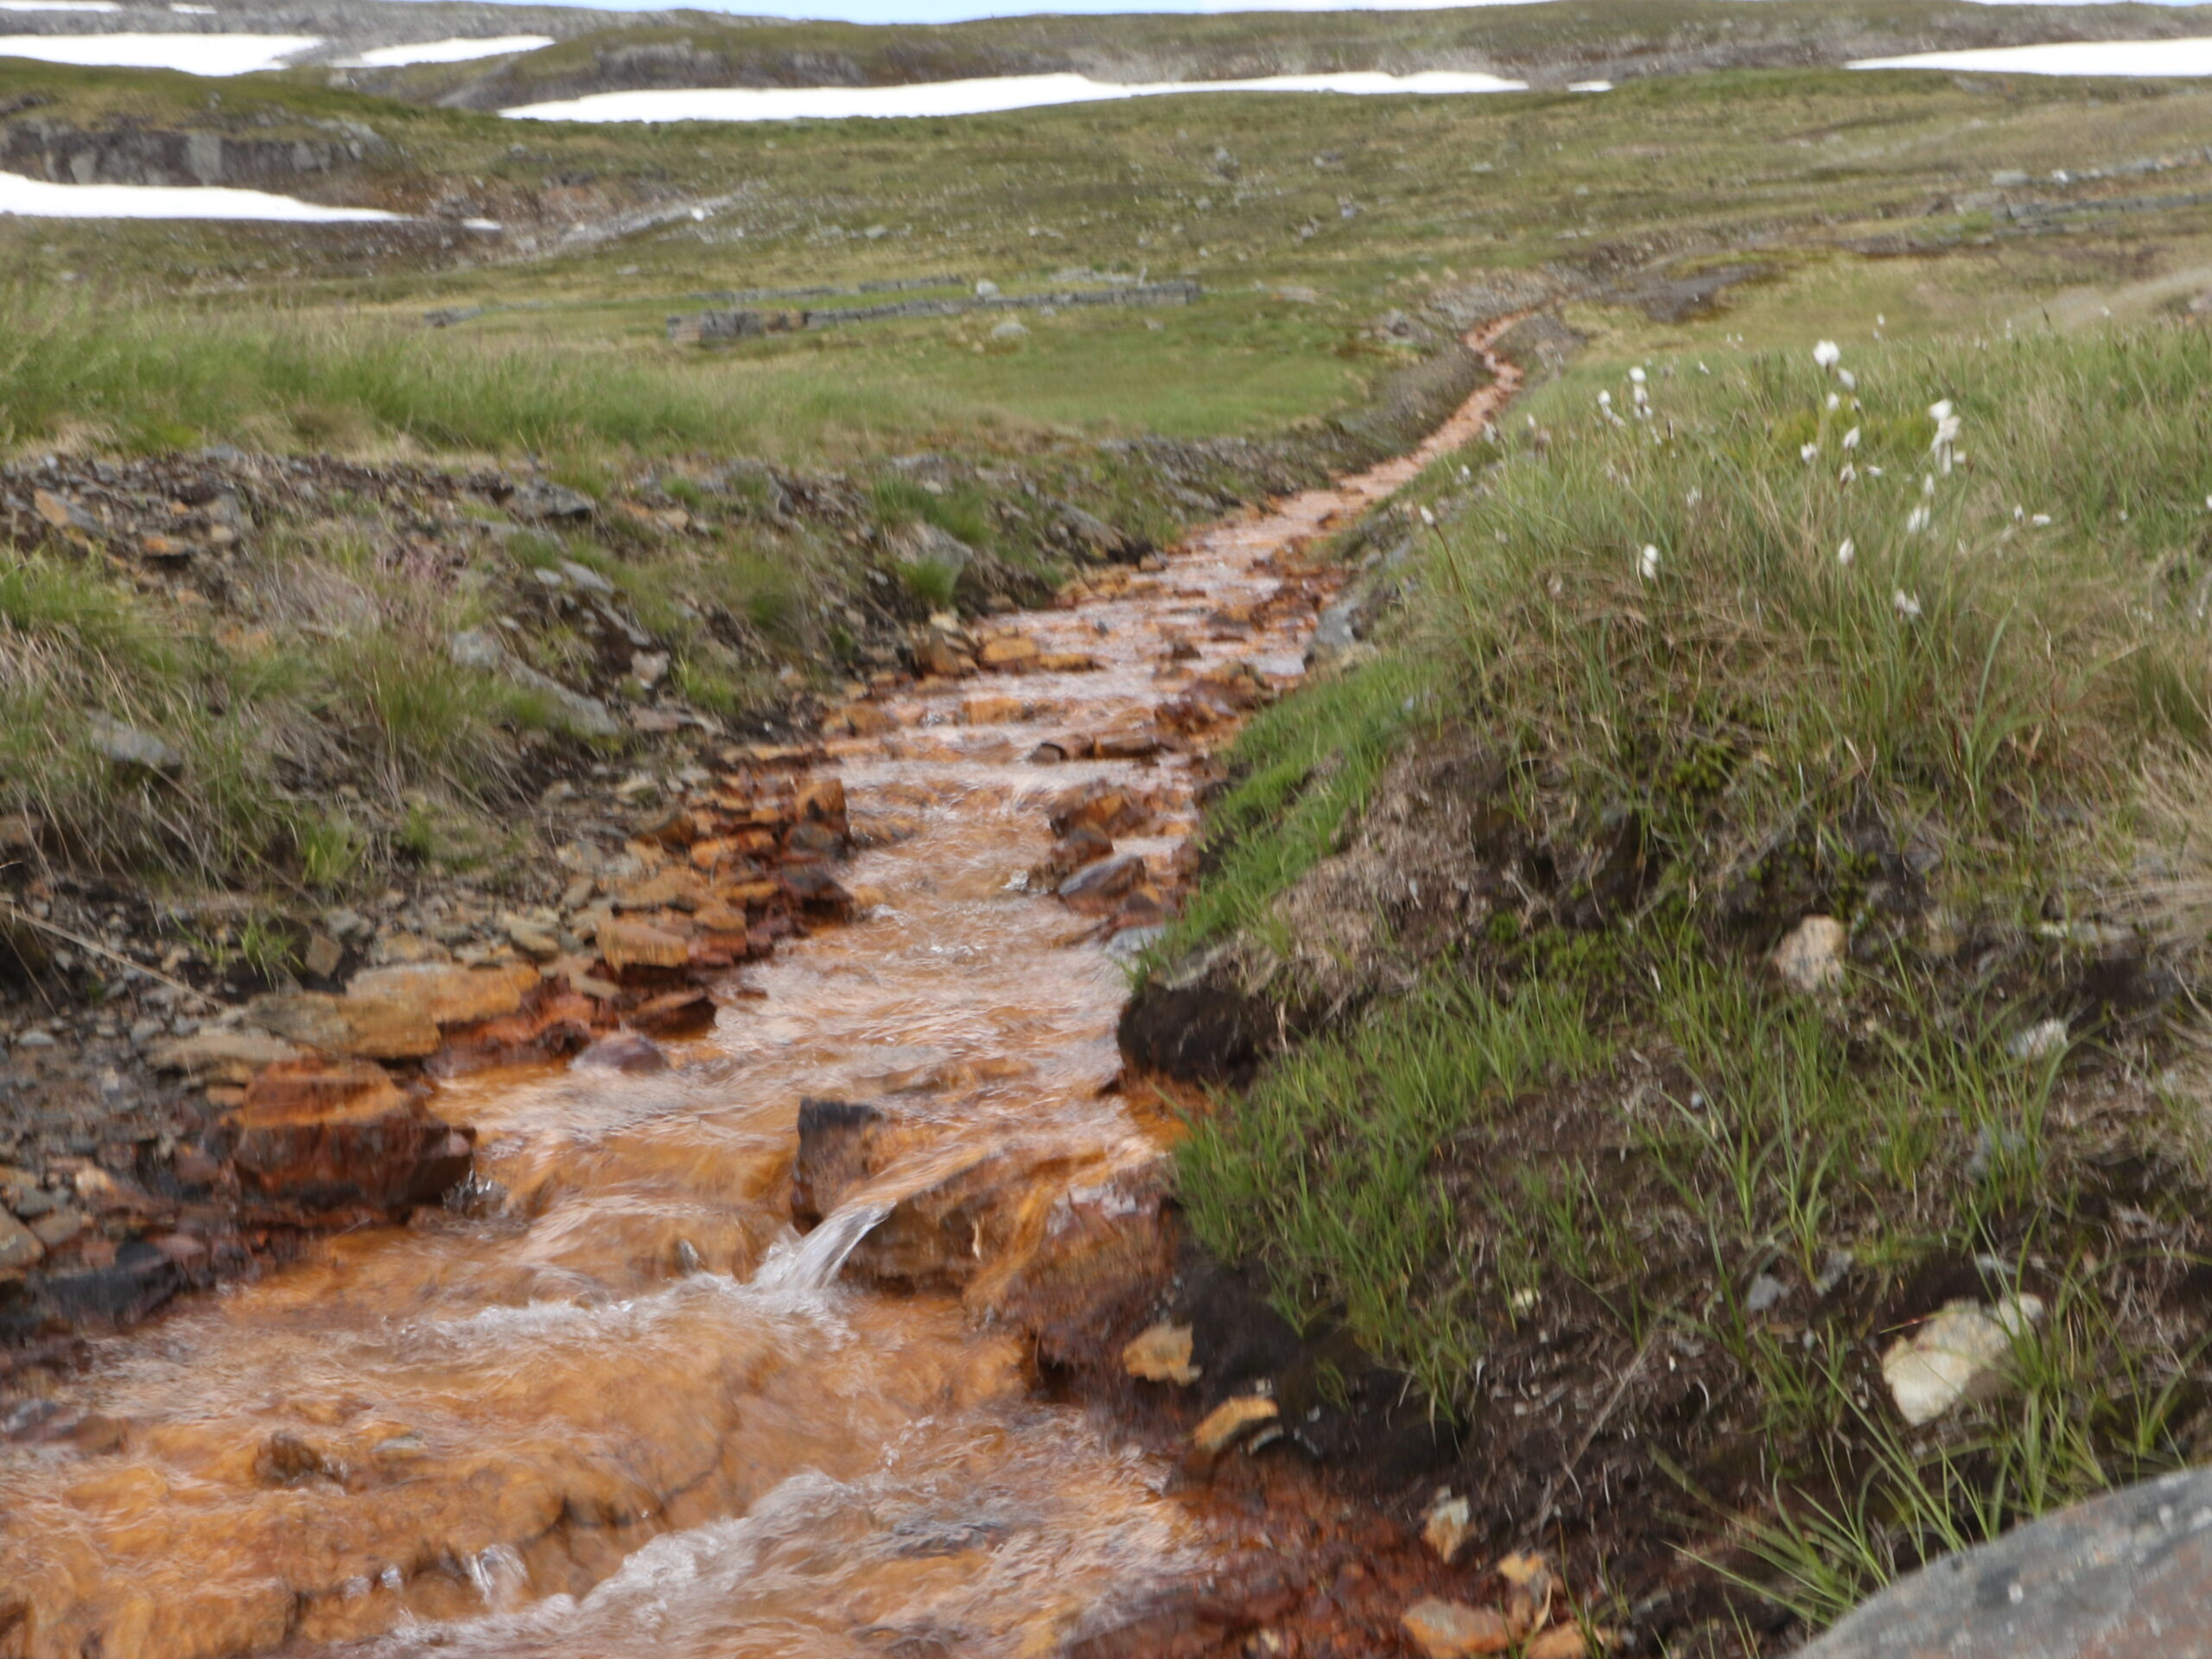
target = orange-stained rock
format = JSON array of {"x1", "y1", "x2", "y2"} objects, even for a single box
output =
[
  {"x1": 1058, "y1": 855, "x2": 1154, "y2": 917},
  {"x1": 1190, "y1": 1395, "x2": 1278, "y2": 1455},
  {"x1": 978, "y1": 634, "x2": 1042, "y2": 671},
  {"x1": 610, "y1": 868, "x2": 708, "y2": 912},
  {"x1": 628, "y1": 988, "x2": 717, "y2": 1037},
  {"x1": 346, "y1": 962, "x2": 538, "y2": 1027},
  {"x1": 792, "y1": 772, "x2": 848, "y2": 837},
  {"x1": 1402, "y1": 1598, "x2": 1513, "y2": 1658},
  {"x1": 226, "y1": 1060, "x2": 474, "y2": 1214},
  {"x1": 597, "y1": 918, "x2": 690, "y2": 972},
  {"x1": 245, "y1": 991, "x2": 440, "y2": 1061}
]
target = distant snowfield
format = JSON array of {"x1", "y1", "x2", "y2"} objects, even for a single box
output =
[
  {"x1": 0, "y1": 31, "x2": 315, "y2": 73},
  {"x1": 503, "y1": 68, "x2": 1531, "y2": 124},
  {"x1": 0, "y1": 168, "x2": 405, "y2": 220},
  {"x1": 1853, "y1": 37, "x2": 2212, "y2": 77},
  {"x1": 345, "y1": 35, "x2": 552, "y2": 68}
]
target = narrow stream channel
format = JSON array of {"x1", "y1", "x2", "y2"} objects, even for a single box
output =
[{"x1": 0, "y1": 325, "x2": 1521, "y2": 1659}]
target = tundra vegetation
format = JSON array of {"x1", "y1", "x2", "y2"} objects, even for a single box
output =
[{"x1": 10, "y1": 23, "x2": 2212, "y2": 1644}]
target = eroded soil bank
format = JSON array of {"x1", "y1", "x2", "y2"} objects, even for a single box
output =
[{"x1": 0, "y1": 326, "x2": 1519, "y2": 1656}]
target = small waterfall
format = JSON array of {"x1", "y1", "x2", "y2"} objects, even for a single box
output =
[{"x1": 753, "y1": 1201, "x2": 892, "y2": 1292}]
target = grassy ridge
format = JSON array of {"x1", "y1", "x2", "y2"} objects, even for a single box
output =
[{"x1": 1175, "y1": 319, "x2": 2212, "y2": 1630}]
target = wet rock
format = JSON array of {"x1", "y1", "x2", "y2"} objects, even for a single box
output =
[
  {"x1": 978, "y1": 633, "x2": 1042, "y2": 671},
  {"x1": 627, "y1": 988, "x2": 716, "y2": 1037},
  {"x1": 1402, "y1": 1598, "x2": 1512, "y2": 1658},
  {"x1": 791, "y1": 1096, "x2": 891, "y2": 1228},
  {"x1": 1117, "y1": 966, "x2": 1278, "y2": 1086},
  {"x1": 1881, "y1": 1294, "x2": 2044, "y2": 1426},
  {"x1": 575, "y1": 1032, "x2": 668, "y2": 1074},
  {"x1": 224, "y1": 1059, "x2": 474, "y2": 1214},
  {"x1": 1122, "y1": 1321, "x2": 1200, "y2": 1384},
  {"x1": 1771, "y1": 915, "x2": 1847, "y2": 993},
  {"x1": 1798, "y1": 1465, "x2": 2212, "y2": 1658},
  {"x1": 1058, "y1": 854, "x2": 1151, "y2": 916},
  {"x1": 86, "y1": 715, "x2": 182, "y2": 774},
  {"x1": 1191, "y1": 1394, "x2": 1278, "y2": 1455}
]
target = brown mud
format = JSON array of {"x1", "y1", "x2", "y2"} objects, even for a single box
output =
[{"x1": 0, "y1": 322, "x2": 1520, "y2": 1659}]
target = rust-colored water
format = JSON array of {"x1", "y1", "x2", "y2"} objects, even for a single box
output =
[{"x1": 0, "y1": 329, "x2": 1518, "y2": 1659}]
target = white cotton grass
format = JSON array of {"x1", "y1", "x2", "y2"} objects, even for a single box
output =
[
  {"x1": 1893, "y1": 588, "x2": 1923, "y2": 620},
  {"x1": 1837, "y1": 537, "x2": 1855, "y2": 566},
  {"x1": 1814, "y1": 340, "x2": 1842, "y2": 370},
  {"x1": 1801, "y1": 442, "x2": 1820, "y2": 463},
  {"x1": 1929, "y1": 398, "x2": 1961, "y2": 474},
  {"x1": 1842, "y1": 427, "x2": 1860, "y2": 450},
  {"x1": 1827, "y1": 392, "x2": 1841, "y2": 411},
  {"x1": 1638, "y1": 543, "x2": 1661, "y2": 582},
  {"x1": 1906, "y1": 503, "x2": 1931, "y2": 535}
]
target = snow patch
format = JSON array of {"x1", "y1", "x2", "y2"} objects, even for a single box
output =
[
  {"x1": 503, "y1": 69, "x2": 1529, "y2": 124},
  {"x1": 0, "y1": 31, "x2": 315, "y2": 74},
  {"x1": 1854, "y1": 37, "x2": 2212, "y2": 78},
  {"x1": 0, "y1": 168, "x2": 403, "y2": 221},
  {"x1": 345, "y1": 35, "x2": 552, "y2": 68}
]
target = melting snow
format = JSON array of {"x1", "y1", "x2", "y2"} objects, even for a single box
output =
[
  {"x1": 503, "y1": 69, "x2": 1529, "y2": 124},
  {"x1": 346, "y1": 35, "x2": 552, "y2": 68},
  {"x1": 1854, "y1": 38, "x2": 2212, "y2": 78},
  {"x1": 0, "y1": 168, "x2": 404, "y2": 220},
  {"x1": 0, "y1": 30, "x2": 315, "y2": 73}
]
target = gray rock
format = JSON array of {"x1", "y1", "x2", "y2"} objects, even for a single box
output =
[
  {"x1": 889, "y1": 520, "x2": 974, "y2": 579},
  {"x1": 509, "y1": 480, "x2": 594, "y2": 523},
  {"x1": 1799, "y1": 1466, "x2": 2212, "y2": 1658},
  {"x1": 559, "y1": 559, "x2": 614, "y2": 595},
  {"x1": 448, "y1": 628, "x2": 505, "y2": 672},
  {"x1": 1745, "y1": 1272, "x2": 1788, "y2": 1313},
  {"x1": 86, "y1": 715, "x2": 181, "y2": 774},
  {"x1": 448, "y1": 630, "x2": 617, "y2": 738},
  {"x1": 990, "y1": 319, "x2": 1029, "y2": 340}
]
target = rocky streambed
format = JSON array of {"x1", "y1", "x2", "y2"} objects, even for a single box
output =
[{"x1": 0, "y1": 325, "x2": 1522, "y2": 1659}]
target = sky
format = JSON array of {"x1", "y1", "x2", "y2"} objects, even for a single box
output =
[{"x1": 439, "y1": 0, "x2": 2212, "y2": 23}]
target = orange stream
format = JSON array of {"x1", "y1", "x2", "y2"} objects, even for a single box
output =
[{"x1": 0, "y1": 328, "x2": 1518, "y2": 1659}]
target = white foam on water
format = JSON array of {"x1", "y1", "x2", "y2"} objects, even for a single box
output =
[
  {"x1": 1854, "y1": 37, "x2": 2212, "y2": 77},
  {"x1": 0, "y1": 30, "x2": 315, "y2": 73},
  {"x1": 752, "y1": 1201, "x2": 891, "y2": 1291},
  {"x1": 0, "y1": 168, "x2": 403, "y2": 220},
  {"x1": 346, "y1": 35, "x2": 552, "y2": 68},
  {"x1": 503, "y1": 68, "x2": 1529, "y2": 124}
]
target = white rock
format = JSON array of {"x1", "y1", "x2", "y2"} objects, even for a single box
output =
[
  {"x1": 1881, "y1": 1294, "x2": 2044, "y2": 1427},
  {"x1": 1770, "y1": 915, "x2": 1847, "y2": 993}
]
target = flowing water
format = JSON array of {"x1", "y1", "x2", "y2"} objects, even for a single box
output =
[{"x1": 0, "y1": 326, "x2": 1519, "y2": 1659}]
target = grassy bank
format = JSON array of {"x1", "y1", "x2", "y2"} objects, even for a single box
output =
[{"x1": 1168, "y1": 318, "x2": 2212, "y2": 1643}]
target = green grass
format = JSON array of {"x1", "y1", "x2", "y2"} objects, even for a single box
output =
[{"x1": 1173, "y1": 316, "x2": 2212, "y2": 1633}]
